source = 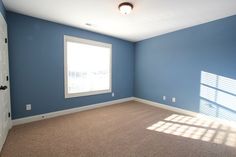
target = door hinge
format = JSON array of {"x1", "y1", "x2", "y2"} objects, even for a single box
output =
[
  {"x1": 6, "y1": 76, "x2": 9, "y2": 81},
  {"x1": 8, "y1": 112, "x2": 11, "y2": 118},
  {"x1": 5, "y1": 38, "x2": 7, "y2": 43}
]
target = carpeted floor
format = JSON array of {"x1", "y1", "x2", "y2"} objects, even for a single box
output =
[{"x1": 1, "y1": 101, "x2": 236, "y2": 157}]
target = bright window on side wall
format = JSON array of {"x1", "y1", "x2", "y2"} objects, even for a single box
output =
[{"x1": 64, "y1": 35, "x2": 112, "y2": 98}]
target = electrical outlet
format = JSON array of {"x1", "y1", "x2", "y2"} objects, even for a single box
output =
[
  {"x1": 26, "y1": 104, "x2": 31, "y2": 111},
  {"x1": 172, "y1": 97, "x2": 176, "y2": 103},
  {"x1": 163, "y1": 96, "x2": 166, "y2": 101},
  {"x1": 112, "y1": 92, "x2": 115, "y2": 97}
]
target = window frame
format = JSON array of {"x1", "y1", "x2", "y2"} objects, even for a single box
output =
[{"x1": 64, "y1": 35, "x2": 112, "y2": 98}]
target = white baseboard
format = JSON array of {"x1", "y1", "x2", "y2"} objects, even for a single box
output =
[
  {"x1": 12, "y1": 97, "x2": 134, "y2": 126},
  {"x1": 134, "y1": 97, "x2": 236, "y2": 126},
  {"x1": 134, "y1": 97, "x2": 198, "y2": 116},
  {"x1": 12, "y1": 96, "x2": 236, "y2": 126}
]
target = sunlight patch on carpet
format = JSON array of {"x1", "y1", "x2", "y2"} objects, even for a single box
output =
[{"x1": 147, "y1": 114, "x2": 236, "y2": 147}]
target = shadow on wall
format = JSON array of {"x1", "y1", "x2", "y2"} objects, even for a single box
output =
[
  {"x1": 200, "y1": 71, "x2": 236, "y2": 121},
  {"x1": 147, "y1": 114, "x2": 236, "y2": 148}
]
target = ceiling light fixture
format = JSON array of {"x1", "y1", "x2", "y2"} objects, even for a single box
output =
[{"x1": 118, "y1": 2, "x2": 133, "y2": 15}]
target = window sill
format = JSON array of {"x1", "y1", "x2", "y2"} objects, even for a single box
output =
[{"x1": 65, "y1": 89, "x2": 112, "y2": 99}]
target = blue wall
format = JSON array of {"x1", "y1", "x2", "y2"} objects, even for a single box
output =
[
  {"x1": 0, "y1": 0, "x2": 6, "y2": 19},
  {"x1": 6, "y1": 9, "x2": 236, "y2": 121},
  {"x1": 7, "y1": 12, "x2": 134, "y2": 119},
  {"x1": 135, "y1": 15, "x2": 236, "y2": 121}
]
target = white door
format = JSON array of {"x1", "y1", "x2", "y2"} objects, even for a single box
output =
[{"x1": 0, "y1": 13, "x2": 11, "y2": 152}]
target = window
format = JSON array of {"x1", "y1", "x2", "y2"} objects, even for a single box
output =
[{"x1": 64, "y1": 35, "x2": 112, "y2": 98}]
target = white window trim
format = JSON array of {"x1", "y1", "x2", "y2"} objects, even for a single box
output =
[{"x1": 64, "y1": 35, "x2": 112, "y2": 98}]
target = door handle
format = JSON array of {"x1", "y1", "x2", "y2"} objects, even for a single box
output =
[{"x1": 0, "y1": 85, "x2": 7, "y2": 90}]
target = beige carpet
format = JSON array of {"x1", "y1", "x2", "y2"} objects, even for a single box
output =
[{"x1": 1, "y1": 101, "x2": 236, "y2": 157}]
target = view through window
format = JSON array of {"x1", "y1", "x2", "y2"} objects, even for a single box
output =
[{"x1": 64, "y1": 36, "x2": 112, "y2": 98}]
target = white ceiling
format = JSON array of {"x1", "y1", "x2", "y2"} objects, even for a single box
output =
[{"x1": 3, "y1": 0, "x2": 236, "y2": 42}]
